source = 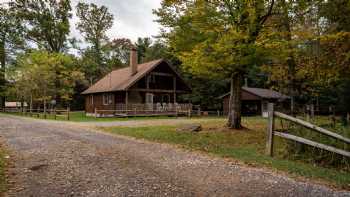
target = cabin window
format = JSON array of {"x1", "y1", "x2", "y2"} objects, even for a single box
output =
[{"x1": 103, "y1": 93, "x2": 114, "y2": 105}]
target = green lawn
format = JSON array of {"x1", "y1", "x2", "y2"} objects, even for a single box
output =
[
  {"x1": 101, "y1": 116, "x2": 350, "y2": 189},
  {"x1": 0, "y1": 111, "x2": 179, "y2": 122}
]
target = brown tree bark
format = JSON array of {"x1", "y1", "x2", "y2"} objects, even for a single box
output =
[
  {"x1": 281, "y1": 0, "x2": 297, "y2": 116},
  {"x1": 0, "y1": 36, "x2": 6, "y2": 108},
  {"x1": 227, "y1": 72, "x2": 242, "y2": 129}
]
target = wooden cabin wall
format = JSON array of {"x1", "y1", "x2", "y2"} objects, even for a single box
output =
[{"x1": 85, "y1": 92, "x2": 126, "y2": 113}]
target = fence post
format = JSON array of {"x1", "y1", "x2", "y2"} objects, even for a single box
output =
[
  {"x1": 94, "y1": 108, "x2": 97, "y2": 118},
  {"x1": 330, "y1": 105, "x2": 336, "y2": 127},
  {"x1": 67, "y1": 107, "x2": 70, "y2": 121},
  {"x1": 266, "y1": 103, "x2": 275, "y2": 157},
  {"x1": 306, "y1": 105, "x2": 310, "y2": 122},
  {"x1": 54, "y1": 108, "x2": 57, "y2": 120}
]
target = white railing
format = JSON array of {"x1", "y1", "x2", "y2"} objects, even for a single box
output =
[{"x1": 93, "y1": 103, "x2": 193, "y2": 117}]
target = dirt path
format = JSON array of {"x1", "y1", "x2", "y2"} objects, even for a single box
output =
[{"x1": 0, "y1": 115, "x2": 349, "y2": 197}]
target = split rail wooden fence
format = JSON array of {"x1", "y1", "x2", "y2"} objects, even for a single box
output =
[
  {"x1": 266, "y1": 103, "x2": 350, "y2": 158},
  {"x1": 1, "y1": 107, "x2": 70, "y2": 120}
]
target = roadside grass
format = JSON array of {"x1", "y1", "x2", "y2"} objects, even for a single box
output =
[
  {"x1": 0, "y1": 148, "x2": 7, "y2": 194},
  {"x1": 0, "y1": 111, "x2": 179, "y2": 122},
  {"x1": 101, "y1": 116, "x2": 350, "y2": 189}
]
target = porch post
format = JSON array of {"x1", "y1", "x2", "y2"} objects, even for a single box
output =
[{"x1": 125, "y1": 91, "x2": 129, "y2": 110}]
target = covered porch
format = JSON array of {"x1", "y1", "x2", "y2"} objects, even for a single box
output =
[
  {"x1": 85, "y1": 90, "x2": 192, "y2": 117},
  {"x1": 96, "y1": 103, "x2": 192, "y2": 117}
]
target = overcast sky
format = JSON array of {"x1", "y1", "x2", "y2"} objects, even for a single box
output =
[
  {"x1": 0, "y1": 0, "x2": 163, "y2": 42},
  {"x1": 71, "y1": 0, "x2": 162, "y2": 43}
]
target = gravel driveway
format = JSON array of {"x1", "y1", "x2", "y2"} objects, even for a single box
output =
[{"x1": 0, "y1": 115, "x2": 349, "y2": 197}]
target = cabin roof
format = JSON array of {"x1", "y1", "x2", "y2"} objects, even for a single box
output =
[
  {"x1": 220, "y1": 87, "x2": 290, "y2": 100},
  {"x1": 82, "y1": 59, "x2": 191, "y2": 94}
]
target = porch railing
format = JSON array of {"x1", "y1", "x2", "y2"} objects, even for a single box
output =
[{"x1": 93, "y1": 103, "x2": 193, "y2": 117}]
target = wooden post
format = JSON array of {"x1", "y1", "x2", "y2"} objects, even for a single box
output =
[
  {"x1": 30, "y1": 94, "x2": 33, "y2": 116},
  {"x1": 330, "y1": 105, "x2": 336, "y2": 127},
  {"x1": 266, "y1": 103, "x2": 275, "y2": 156},
  {"x1": 125, "y1": 91, "x2": 129, "y2": 109},
  {"x1": 54, "y1": 108, "x2": 56, "y2": 120},
  {"x1": 67, "y1": 107, "x2": 70, "y2": 121},
  {"x1": 306, "y1": 105, "x2": 310, "y2": 122},
  {"x1": 188, "y1": 109, "x2": 191, "y2": 118},
  {"x1": 43, "y1": 99, "x2": 47, "y2": 119},
  {"x1": 94, "y1": 108, "x2": 97, "y2": 118},
  {"x1": 217, "y1": 110, "x2": 220, "y2": 117}
]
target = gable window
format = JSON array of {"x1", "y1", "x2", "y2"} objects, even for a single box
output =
[{"x1": 103, "y1": 93, "x2": 114, "y2": 105}]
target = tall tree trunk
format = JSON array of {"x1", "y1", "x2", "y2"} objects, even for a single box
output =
[
  {"x1": 0, "y1": 36, "x2": 5, "y2": 108},
  {"x1": 227, "y1": 72, "x2": 242, "y2": 129},
  {"x1": 30, "y1": 94, "x2": 33, "y2": 113},
  {"x1": 281, "y1": 0, "x2": 296, "y2": 116}
]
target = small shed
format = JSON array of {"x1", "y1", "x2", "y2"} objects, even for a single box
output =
[{"x1": 220, "y1": 87, "x2": 290, "y2": 117}]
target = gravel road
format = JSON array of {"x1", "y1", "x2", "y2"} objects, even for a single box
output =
[{"x1": 0, "y1": 115, "x2": 349, "y2": 197}]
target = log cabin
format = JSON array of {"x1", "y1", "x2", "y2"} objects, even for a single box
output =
[
  {"x1": 220, "y1": 87, "x2": 290, "y2": 117},
  {"x1": 82, "y1": 48, "x2": 192, "y2": 117}
]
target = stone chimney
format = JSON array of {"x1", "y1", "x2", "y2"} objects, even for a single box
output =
[{"x1": 130, "y1": 47, "x2": 138, "y2": 76}]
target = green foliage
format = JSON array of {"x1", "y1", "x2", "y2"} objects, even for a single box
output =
[
  {"x1": 155, "y1": 0, "x2": 275, "y2": 127},
  {"x1": 134, "y1": 37, "x2": 179, "y2": 64},
  {"x1": 11, "y1": 0, "x2": 72, "y2": 52},
  {"x1": 76, "y1": 2, "x2": 113, "y2": 48},
  {"x1": 105, "y1": 38, "x2": 133, "y2": 68},
  {"x1": 0, "y1": 3, "x2": 25, "y2": 106},
  {"x1": 262, "y1": 1, "x2": 350, "y2": 111},
  {"x1": 155, "y1": 0, "x2": 274, "y2": 78},
  {"x1": 7, "y1": 50, "x2": 84, "y2": 105},
  {"x1": 76, "y1": 2, "x2": 115, "y2": 83},
  {"x1": 181, "y1": 75, "x2": 229, "y2": 109},
  {"x1": 135, "y1": 37, "x2": 152, "y2": 63},
  {"x1": 0, "y1": 148, "x2": 7, "y2": 193}
]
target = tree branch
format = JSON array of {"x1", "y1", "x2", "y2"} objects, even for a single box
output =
[{"x1": 259, "y1": 0, "x2": 275, "y2": 25}]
